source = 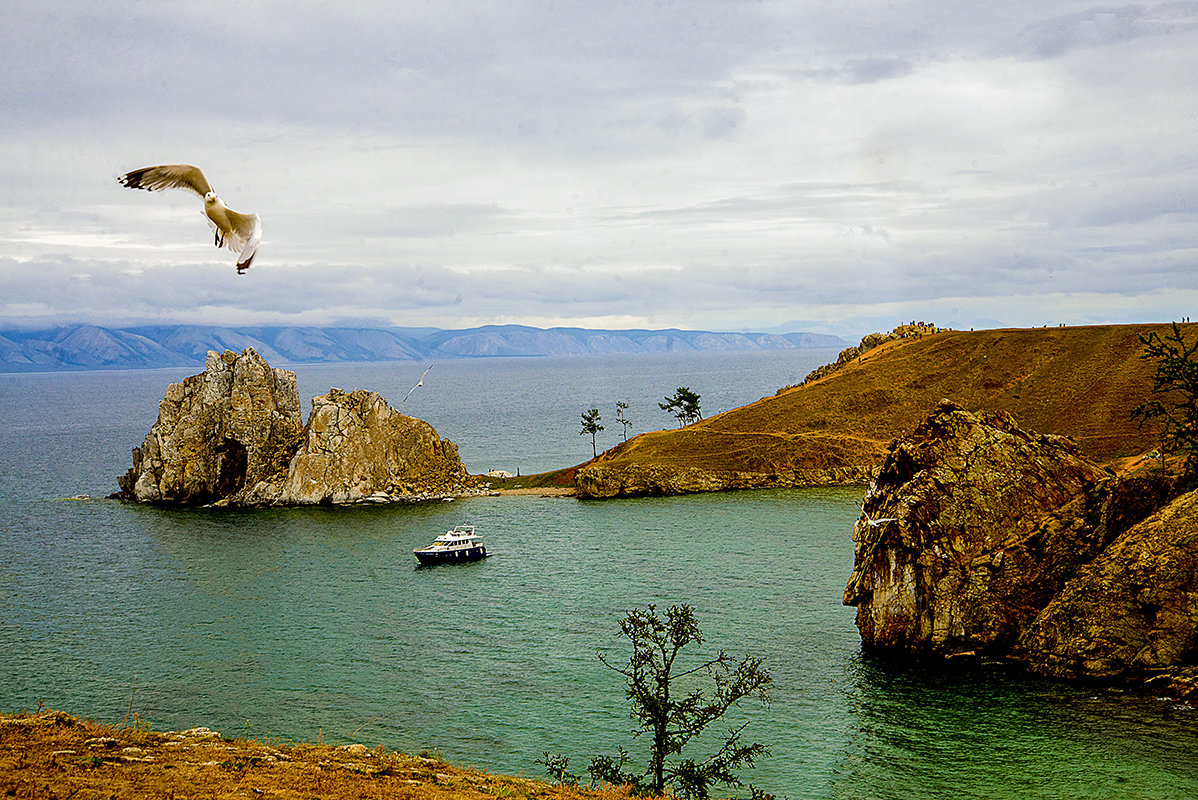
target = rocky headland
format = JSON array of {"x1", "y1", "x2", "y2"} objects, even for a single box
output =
[
  {"x1": 844, "y1": 399, "x2": 1197, "y2": 698},
  {"x1": 574, "y1": 324, "x2": 1174, "y2": 498},
  {"x1": 116, "y1": 348, "x2": 471, "y2": 506}
]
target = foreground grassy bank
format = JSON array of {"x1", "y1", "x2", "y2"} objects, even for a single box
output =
[{"x1": 0, "y1": 710, "x2": 632, "y2": 800}]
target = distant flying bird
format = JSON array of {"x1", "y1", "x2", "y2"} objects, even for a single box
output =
[
  {"x1": 862, "y1": 508, "x2": 899, "y2": 527},
  {"x1": 117, "y1": 164, "x2": 261, "y2": 273},
  {"x1": 403, "y1": 364, "x2": 434, "y2": 403}
]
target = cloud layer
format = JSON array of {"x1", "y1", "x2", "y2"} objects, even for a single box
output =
[{"x1": 4, "y1": 1, "x2": 1197, "y2": 336}]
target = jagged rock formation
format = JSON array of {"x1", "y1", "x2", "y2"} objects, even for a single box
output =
[
  {"x1": 251, "y1": 388, "x2": 468, "y2": 505},
  {"x1": 844, "y1": 399, "x2": 1197, "y2": 697},
  {"x1": 117, "y1": 349, "x2": 469, "y2": 506},
  {"x1": 1019, "y1": 488, "x2": 1198, "y2": 691},
  {"x1": 117, "y1": 349, "x2": 304, "y2": 504},
  {"x1": 788, "y1": 324, "x2": 941, "y2": 391}
]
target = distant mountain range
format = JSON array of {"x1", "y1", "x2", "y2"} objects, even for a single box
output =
[{"x1": 0, "y1": 324, "x2": 848, "y2": 372}]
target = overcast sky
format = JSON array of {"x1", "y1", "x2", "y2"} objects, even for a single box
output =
[{"x1": 2, "y1": 1, "x2": 1196, "y2": 338}]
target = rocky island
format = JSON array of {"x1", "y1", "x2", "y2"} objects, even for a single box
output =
[
  {"x1": 116, "y1": 348, "x2": 471, "y2": 506},
  {"x1": 845, "y1": 399, "x2": 1197, "y2": 699}
]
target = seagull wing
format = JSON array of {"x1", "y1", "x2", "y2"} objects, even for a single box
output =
[
  {"x1": 117, "y1": 164, "x2": 213, "y2": 198},
  {"x1": 204, "y1": 207, "x2": 260, "y2": 271},
  {"x1": 402, "y1": 365, "x2": 434, "y2": 403},
  {"x1": 229, "y1": 210, "x2": 261, "y2": 272},
  {"x1": 862, "y1": 506, "x2": 900, "y2": 526}
]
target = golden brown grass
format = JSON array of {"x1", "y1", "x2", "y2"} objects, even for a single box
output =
[
  {"x1": 0, "y1": 710, "x2": 634, "y2": 800},
  {"x1": 587, "y1": 323, "x2": 1184, "y2": 476}
]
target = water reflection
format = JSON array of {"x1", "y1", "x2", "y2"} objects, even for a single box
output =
[{"x1": 830, "y1": 652, "x2": 1198, "y2": 800}]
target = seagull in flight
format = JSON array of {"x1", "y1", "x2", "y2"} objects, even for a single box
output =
[
  {"x1": 861, "y1": 506, "x2": 898, "y2": 527},
  {"x1": 403, "y1": 364, "x2": 434, "y2": 403},
  {"x1": 117, "y1": 164, "x2": 261, "y2": 273}
]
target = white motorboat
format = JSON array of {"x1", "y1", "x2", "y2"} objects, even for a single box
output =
[{"x1": 413, "y1": 524, "x2": 488, "y2": 566}]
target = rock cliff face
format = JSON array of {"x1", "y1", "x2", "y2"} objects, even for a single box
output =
[
  {"x1": 1019, "y1": 488, "x2": 1198, "y2": 689},
  {"x1": 252, "y1": 388, "x2": 468, "y2": 505},
  {"x1": 117, "y1": 349, "x2": 304, "y2": 504},
  {"x1": 118, "y1": 349, "x2": 469, "y2": 506},
  {"x1": 844, "y1": 399, "x2": 1197, "y2": 697},
  {"x1": 576, "y1": 463, "x2": 873, "y2": 498}
]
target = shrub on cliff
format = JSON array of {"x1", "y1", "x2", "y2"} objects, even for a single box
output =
[{"x1": 1132, "y1": 321, "x2": 1198, "y2": 484}]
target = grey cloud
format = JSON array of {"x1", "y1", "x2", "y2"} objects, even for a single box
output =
[
  {"x1": 3, "y1": 1, "x2": 1198, "y2": 334},
  {"x1": 844, "y1": 57, "x2": 916, "y2": 83},
  {"x1": 1013, "y1": 3, "x2": 1198, "y2": 58},
  {"x1": 341, "y1": 204, "x2": 516, "y2": 240}
]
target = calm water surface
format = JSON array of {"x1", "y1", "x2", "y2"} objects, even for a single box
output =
[{"x1": 2, "y1": 352, "x2": 1195, "y2": 799}]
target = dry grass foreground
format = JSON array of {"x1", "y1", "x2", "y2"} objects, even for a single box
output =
[
  {"x1": 589, "y1": 323, "x2": 1187, "y2": 477},
  {"x1": 0, "y1": 710, "x2": 633, "y2": 800}
]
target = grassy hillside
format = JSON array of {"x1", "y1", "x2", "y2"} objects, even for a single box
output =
[{"x1": 584, "y1": 324, "x2": 1181, "y2": 480}]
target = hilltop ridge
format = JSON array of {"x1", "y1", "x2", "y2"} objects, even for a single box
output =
[{"x1": 576, "y1": 324, "x2": 1177, "y2": 497}]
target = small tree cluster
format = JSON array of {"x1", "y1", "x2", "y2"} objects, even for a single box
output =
[
  {"x1": 579, "y1": 389, "x2": 704, "y2": 458},
  {"x1": 659, "y1": 387, "x2": 702, "y2": 427},
  {"x1": 1132, "y1": 321, "x2": 1198, "y2": 483}
]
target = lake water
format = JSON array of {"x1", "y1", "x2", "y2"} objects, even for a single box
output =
[{"x1": 2, "y1": 351, "x2": 1196, "y2": 799}]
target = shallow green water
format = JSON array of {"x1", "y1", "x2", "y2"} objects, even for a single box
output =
[{"x1": 2, "y1": 357, "x2": 1196, "y2": 798}]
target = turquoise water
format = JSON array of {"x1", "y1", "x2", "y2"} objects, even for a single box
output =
[{"x1": 2, "y1": 353, "x2": 1196, "y2": 798}]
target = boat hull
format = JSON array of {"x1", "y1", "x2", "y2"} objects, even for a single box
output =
[{"x1": 414, "y1": 545, "x2": 488, "y2": 566}]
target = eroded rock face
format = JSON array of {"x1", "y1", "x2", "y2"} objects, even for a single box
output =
[
  {"x1": 843, "y1": 400, "x2": 1111, "y2": 653},
  {"x1": 575, "y1": 463, "x2": 873, "y2": 498},
  {"x1": 118, "y1": 349, "x2": 469, "y2": 506},
  {"x1": 844, "y1": 398, "x2": 1198, "y2": 697},
  {"x1": 268, "y1": 388, "x2": 468, "y2": 505},
  {"x1": 1019, "y1": 488, "x2": 1198, "y2": 685},
  {"x1": 117, "y1": 349, "x2": 303, "y2": 504}
]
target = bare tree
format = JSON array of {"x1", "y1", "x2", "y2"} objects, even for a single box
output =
[{"x1": 615, "y1": 400, "x2": 633, "y2": 441}]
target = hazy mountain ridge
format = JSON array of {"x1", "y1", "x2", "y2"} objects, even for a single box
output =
[{"x1": 0, "y1": 323, "x2": 847, "y2": 372}]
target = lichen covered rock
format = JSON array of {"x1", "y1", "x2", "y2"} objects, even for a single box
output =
[
  {"x1": 843, "y1": 399, "x2": 1111, "y2": 653},
  {"x1": 270, "y1": 388, "x2": 468, "y2": 505},
  {"x1": 575, "y1": 462, "x2": 873, "y2": 498},
  {"x1": 117, "y1": 348, "x2": 303, "y2": 504},
  {"x1": 844, "y1": 398, "x2": 1198, "y2": 696},
  {"x1": 1019, "y1": 488, "x2": 1198, "y2": 685},
  {"x1": 118, "y1": 349, "x2": 469, "y2": 506}
]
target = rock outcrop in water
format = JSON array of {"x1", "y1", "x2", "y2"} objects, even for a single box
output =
[
  {"x1": 117, "y1": 349, "x2": 304, "y2": 504},
  {"x1": 117, "y1": 348, "x2": 470, "y2": 506},
  {"x1": 249, "y1": 387, "x2": 469, "y2": 505},
  {"x1": 844, "y1": 399, "x2": 1198, "y2": 697}
]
